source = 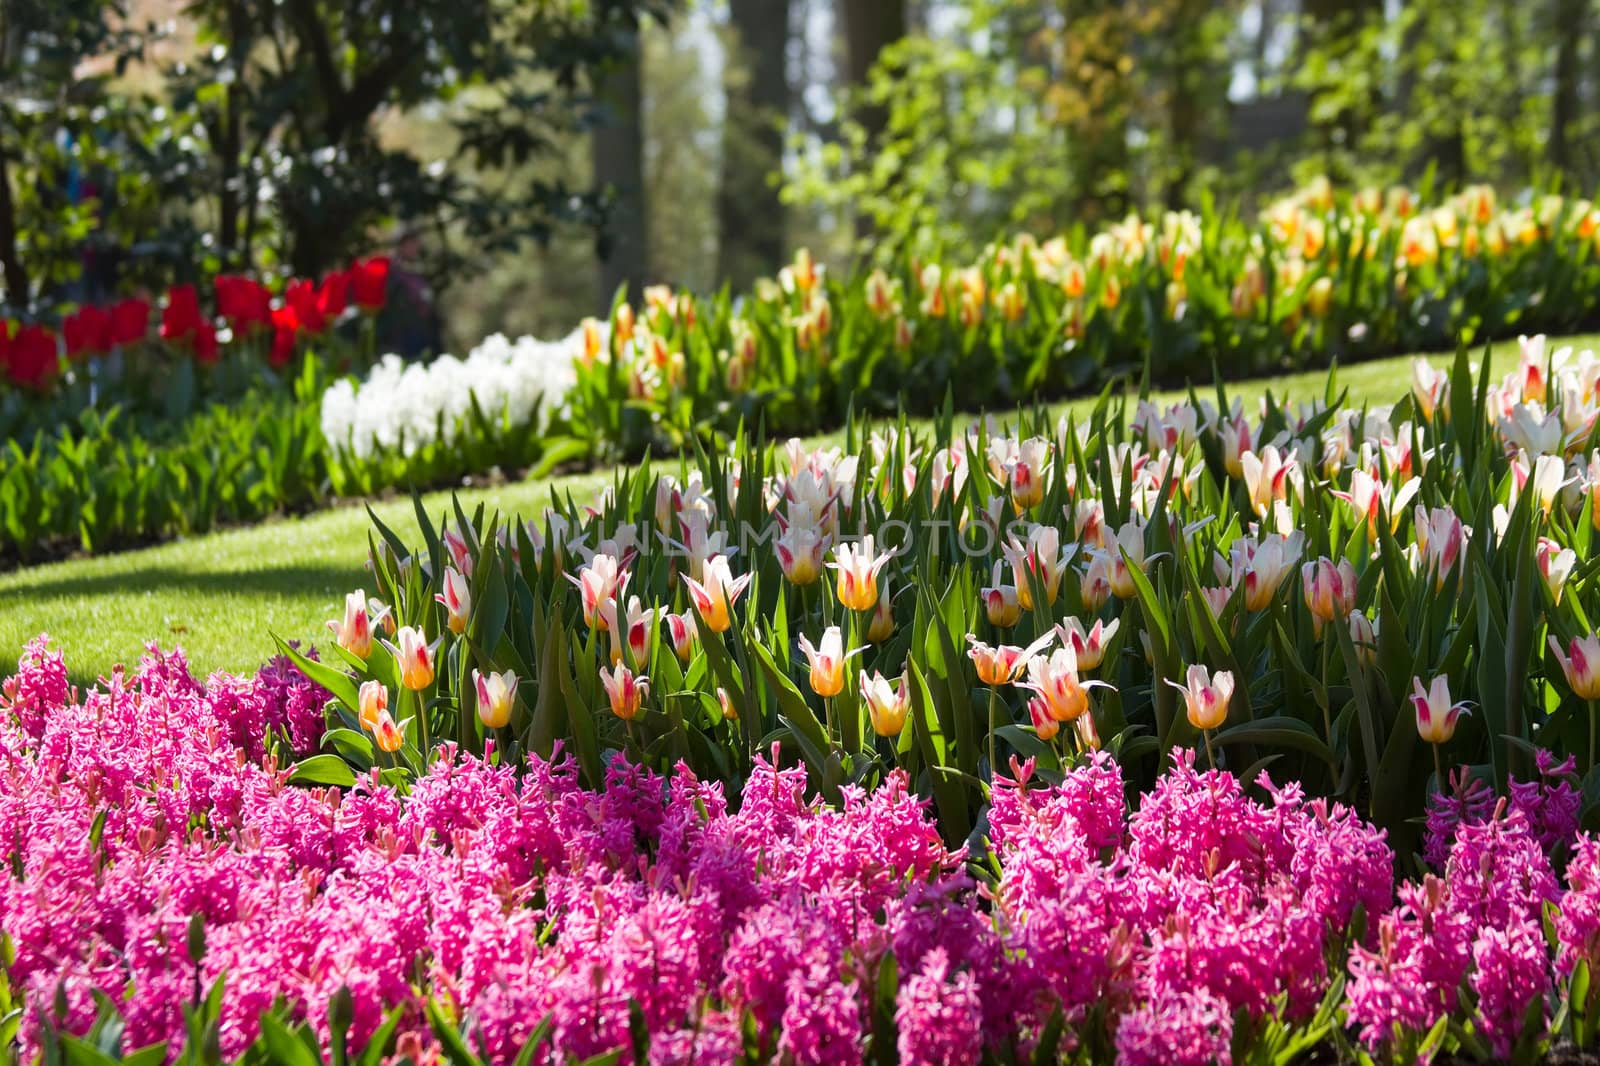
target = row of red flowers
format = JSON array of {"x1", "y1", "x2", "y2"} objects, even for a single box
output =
[{"x1": 0, "y1": 257, "x2": 390, "y2": 390}]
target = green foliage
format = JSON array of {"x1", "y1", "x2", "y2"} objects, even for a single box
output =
[
  {"x1": 296, "y1": 340, "x2": 1600, "y2": 857},
  {"x1": 578, "y1": 184, "x2": 1600, "y2": 460},
  {"x1": 0, "y1": 0, "x2": 675, "y2": 312},
  {"x1": 0, "y1": 359, "x2": 327, "y2": 563}
]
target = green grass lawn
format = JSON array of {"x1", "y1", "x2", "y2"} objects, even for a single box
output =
[{"x1": 5, "y1": 333, "x2": 1593, "y2": 684}]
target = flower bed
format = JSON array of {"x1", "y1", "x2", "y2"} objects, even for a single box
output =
[
  {"x1": 567, "y1": 182, "x2": 1600, "y2": 454},
  {"x1": 291, "y1": 332, "x2": 1600, "y2": 872},
  {"x1": 6, "y1": 180, "x2": 1600, "y2": 565},
  {"x1": 319, "y1": 328, "x2": 586, "y2": 496},
  {"x1": 6, "y1": 636, "x2": 1600, "y2": 1063}
]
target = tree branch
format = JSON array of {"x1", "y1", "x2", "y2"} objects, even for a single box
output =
[
  {"x1": 329, "y1": 47, "x2": 416, "y2": 144},
  {"x1": 0, "y1": 132, "x2": 29, "y2": 303},
  {"x1": 285, "y1": 0, "x2": 345, "y2": 113}
]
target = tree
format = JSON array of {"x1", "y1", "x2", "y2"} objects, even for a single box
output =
[
  {"x1": 1549, "y1": 0, "x2": 1587, "y2": 171},
  {"x1": 842, "y1": 0, "x2": 906, "y2": 148},
  {"x1": 0, "y1": 0, "x2": 674, "y2": 315},
  {"x1": 171, "y1": 0, "x2": 673, "y2": 282},
  {"x1": 0, "y1": 1, "x2": 172, "y2": 309},
  {"x1": 716, "y1": 0, "x2": 790, "y2": 289},
  {"x1": 591, "y1": 11, "x2": 649, "y2": 312}
]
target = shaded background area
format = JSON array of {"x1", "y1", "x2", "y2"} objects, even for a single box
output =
[{"x1": 3, "y1": 0, "x2": 1597, "y2": 353}]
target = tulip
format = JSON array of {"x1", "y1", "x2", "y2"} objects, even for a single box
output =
[
  {"x1": 372, "y1": 711, "x2": 404, "y2": 754},
  {"x1": 570, "y1": 554, "x2": 625, "y2": 630},
  {"x1": 1166, "y1": 664, "x2": 1235, "y2": 740},
  {"x1": 774, "y1": 524, "x2": 827, "y2": 586},
  {"x1": 1411, "y1": 676, "x2": 1469, "y2": 768},
  {"x1": 982, "y1": 562, "x2": 1022, "y2": 628},
  {"x1": 433, "y1": 524, "x2": 472, "y2": 577},
  {"x1": 716, "y1": 686, "x2": 738, "y2": 722},
  {"x1": 1349, "y1": 611, "x2": 1378, "y2": 666},
  {"x1": 599, "y1": 663, "x2": 649, "y2": 721},
  {"x1": 1239, "y1": 445, "x2": 1296, "y2": 516},
  {"x1": 1218, "y1": 412, "x2": 1252, "y2": 479},
  {"x1": 798, "y1": 627, "x2": 861, "y2": 698},
  {"x1": 1334, "y1": 467, "x2": 1420, "y2": 541},
  {"x1": 1519, "y1": 453, "x2": 1569, "y2": 517},
  {"x1": 1018, "y1": 647, "x2": 1098, "y2": 723},
  {"x1": 1054, "y1": 617, "x2": 1119, "y2": 671},
  {"x1": 1003, "y1": 524, "x2": 1065, "y2": 609},
  {"x1": 860, "y1": 670, "x2": 910, "y2": 737},
  {"x1": 1412, "y1": 359, "x2": 1449, "y2": 421},
  {"x1": 865, "y1": 269, "x2": 895, "y2": 317},
  {"x1": 1028, "y1": 696, "x2": 1061, "y2": 741},
  {"x1": 580, "y1": 317, "x2": 605, "y2": 365},
  {"x1": 473, "y1": 669, "x2": 517, "y2": 730},
  {"x1": 1074, "y1": 710, "x2": 1101, "y2": 751},
  {"x1": 1081, "y1": 555, "x2": 1113, "y2": 611},
  {"x1": 1199, "y1": 585, "x2": 1233, "y2": 619},
  {"x1": 1588, "y1": 452, "x2": 1600, "y2": 533},
  {"x1": 1537, "y1": 537, "x2": 1577, "y2": 604},
  {"x1": 1515, "y1": 335, "x2": 1546, "y2": 404},
  {"x1": 1301, "y1": 557, "x2": 1357, "y2": 632},
  {"x1": 968, "y1": 633, "x2": 1054, "y2": 686},
  {"x1": 1305, "y1": 275, "x2": 1333, "y2": 318},
  {"x1": 665, "y1": 611, "x2": 697, "y2": 662},
  {"x1": 351, "y1": 256, "x2": 390, "y2": 311},
  {"x1": 357, "y1": 679, "x2": 388, "y2": 732},
  {"x1": 1232, "y1": 534, "x2": 1302, "y2": 612},
  {"x1": 1414, "y1": 505, "x2": 1466, "y2": 591},
  {"x1": 436, "y1": 567, "x2": 471, "y2": 635},
  {"x1": 623, "y1": 599, "x2": 666, "y2": 668},
  {"x1": 109, "y1": 297, "x2": 151, "y2": 345},
  {"x1": 682, "y1": 555, "x2": 752, "y2": 634},
  {"x1": 1550, "y1": 633, "x2": 1600, "y2": 701},
  {"x1": 1007, "y1": 438, "x2": 1050, "y2": 511},
  {"x1": 1073, "y1": 498, "x2": 1106, "y2": 549},
  {"x1": 384, "y1": 627, "x2": 438, "y2": 691},
  {"x1": 1100, "y1": 519, "x2": 1148, "y2": 600},
  {"x1": 866, "y1": 583, "x2": 896, "y2": 643},
  {"x1": 830, "y1": 537, "x2": 891, "y2": 612},
  {"x1": 328, "y1": 589, "x2": 380, "y2": 659}
]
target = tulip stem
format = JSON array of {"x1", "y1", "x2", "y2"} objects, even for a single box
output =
[
  {"x1": 1432, "y1": 742, "x2": 1444, "y2": 796},
  {"x1": 987, "y1": 684, "x2": 1002, "y2": 783},
  {"x1": 1589, "y1": 700, "x2": 1597, "y2": 774},
  {"x1": 1203, "y1": 728, "x2": 1217, "y2": 771}
]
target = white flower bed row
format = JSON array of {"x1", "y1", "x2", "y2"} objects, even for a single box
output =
[{"x1": 320, "y1": 328, "x2": 590, "y2": 460}]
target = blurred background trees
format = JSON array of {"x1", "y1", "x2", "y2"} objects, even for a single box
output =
[{"x1": 2, "y1": 0, "x2": 1598, "y2": 346}]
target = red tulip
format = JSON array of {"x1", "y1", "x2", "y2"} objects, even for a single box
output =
[
  {"x1": 351, "y1": 256, "x2": 389, "y2": 311},
  {"x1": 63, "y1": 305, "x2": 112, "y2": 359},
  {"x1": 317, "y1": 271, "x2": 350, "y2": 319},
  {"x1": 269, "y1": 305, "x2": 299, "y2": 367},
  {"x1": 284, "y1": 279, "x2": 327, "y2": 335},
  {"x1": 160, "y1": 284, "x2": 205, "y2": 342},
  {"x1": 194, "y1": 321, "x2": 219, "y2": 364},
  {"x1": 215, "y1": 275, "x2": 271, "y2": 335},
  {"x1": 7, "y1": 324, "x2": 59, "y2": 388},
  {"x1": 109, "y1": 298, "x2": 150, "y2": 346}
]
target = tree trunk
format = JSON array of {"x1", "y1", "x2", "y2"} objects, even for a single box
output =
[
  {"x1": 841, "y1": 0, "x2": 906, "y2": 145},
  {"x1": 1301, "y1": 0, "x2": 1384, "y2": 178},
  {"x1": 0, "y1": 138, "x2": 27, "y2": 304},
  {"x1": 1550, "y1": 0, "x2": 1585, "y2": 171},
  {"x1": 717, "y1": 0, "x2": 790, "y2": 289},
  {"x1": 841, "y1": 0, "x2": 905, "y2": 240},
  {"x1": 593, "y1": 18, "x2": 649, "y2": 314}
]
